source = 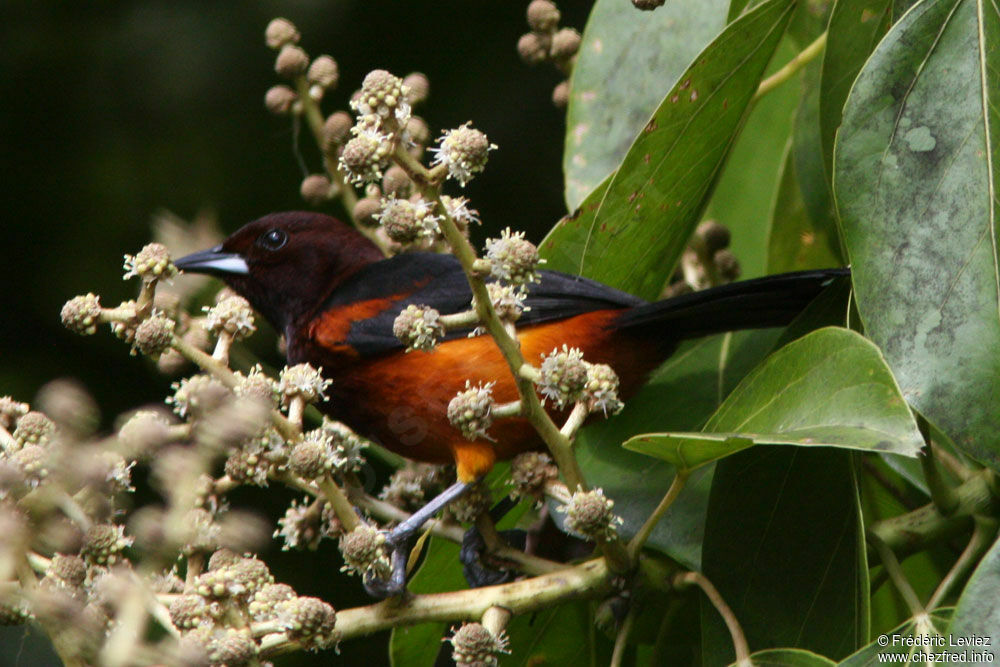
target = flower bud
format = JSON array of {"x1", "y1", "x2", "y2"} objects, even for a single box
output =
[
  {"x1": 275, "y1": 596, "x2": 337, "y2": 648},
  {"x1": 308, "y1": 55, "x2": 339, "y2": 89},
  {"x1": 300, "y1": 174, "x2": 334, "y2": 206},
  {"x1": 13, "y1": 411, "x2": 55, "y2": 447},
  {"x1": 559, "y1": 488, "x2": 623, "y2": 541},
  {"x1": 431, "y1": 123, "x2": 497, "y2": 186},
  {"x1": 322, "y1": 111, "x2": 353, "y2": 149},
  {"x1": 510, "y1": 451, "x2": 559, "y2": 501},
  {"x1": 275, "y1": 44, "x2": 309, "y2": 78},
  {"x1": 376, "y1": 196, "x2": 440, "y2": 244},
  {"x1": 447, "y1": 381, "x2": 495, "y2": 440},
  {"x1": 393, "y1": 304, "x2": 444, "y2": 352},
  {"x1": 123, "y1": 243, "x2": 177, "y2": 282},
  {"x1": 338, "y1": 129, "x2": 392, "y2": 185},
  {"x1": 538, "y1": 345, "x2": 588, "y2": 408},
  {"x1": 381, "y1": 165, "x2": 412, "y2": 197},
  {"x1": 133, "y1": 311, "x2": 176, "y2": 359},
  {"x1": 351, "y1": 69, "x2": 411, "y2": 128},
  {"x1": 352, "y1": 196, "x2": 382, "y2": 227},
  {"x1": 550, "y1": 27, "x2": 581, "y2": 60},
  {"x1": 265, "y1": 18, "x2": 300, "y2": 49},
  {"x1": 264, "y1": 84, "x2": 297, "y2": 115},
  {"x1": 714, "y1": 249, "x2": 741, "y2": 282},
  {"x1": 446, "y1": 482, "x2": 491, "y2": 524},
  {"x1": 484, "y1": 228, "x2": 544, "y2": 285},
  {"x1": 552, "y1": 80, "x2": 570, "y2": 108},
  {"x1": 339, "y1": 524, "x2": 390, "y2": 578},
  {"x1": 583, "y1": 363, "x2": 623, "y2": 416},
  {"x1": 517, "y1": 32, "x2": 549, "y2": 65},
  {"x1": 402, "y1": 72, "x2": 430, "y2": 105},
  {"x1": 249, "y1": 582, "x2": 296, "y2": 622},
  {"x1": 448, "y1": 622, "x2": 510, "y2": 666},
  {"x1": 81, "y1": 523, "x2": 133, "y2": 566},
  {"x1": 61, "y1": 294, "x2": 102, "y2": 335},
  {"x1": 695, "y1": 219, "x2": 731, "y2": 253},
  {"x1": 278, "y1": 363, "x2": 331, "y2": 406},
  {"x1": 527, "y1": 0, "x2": 561, "y2": 31}
]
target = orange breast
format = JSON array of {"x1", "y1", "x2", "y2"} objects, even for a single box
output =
[{"x1": 311, "y1": 309, "x2": 660, "y2": 481}]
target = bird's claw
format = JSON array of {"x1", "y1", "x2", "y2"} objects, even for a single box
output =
[
  {"x1": 460, "y1": 526, "x2": 526, "y2": 589},
  {"x1": 363, "y1": 534, "x2": 412, "y2": 599}
]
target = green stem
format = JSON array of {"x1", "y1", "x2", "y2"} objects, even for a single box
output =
[
  {"x1": 675, "y1": 571, "x2": 751, "y2": 667},
  {"x1": 917, "y1": 413, "x2": 959, "y2": 514},
  {"x1": 609, "y1": 603, "x2": 638, "y2": 667},
  {"x1": 868, "y1": 532, "x2": 924, "y2": 617},
  {"x1": 753, "y1": 31, "x2": 827, "y2": 102},
  {"x1": 316, "y1": 476, "x2": 361, "y2": 533},
  {"x1": 927, "y1": 516, "x2": 998, "y2": 609},
  {"x1": 628, "y1": 471, "x2": 688, "y2": 561}
]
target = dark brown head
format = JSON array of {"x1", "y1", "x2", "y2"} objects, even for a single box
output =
[{"x1": 174, "y1": 212, "x2": 383, "y2": 333}]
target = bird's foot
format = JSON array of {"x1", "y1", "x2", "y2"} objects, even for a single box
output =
[
  {"x1": 363, "y1": 537, "x2": 411, "y2": 599},
  {"x1": 459, "y1": 525, "x2": 526, "y2": 588}
]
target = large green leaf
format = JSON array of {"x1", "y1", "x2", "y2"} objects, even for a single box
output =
[
  {"x1": 541, "y1": 0, "x2": 796, "y2": 299},
  {"x1": 841, "y1": 608, "x2": 953, "y2": 666},
  {"x1": 833, "y1": 0, "x2": 1000, "y2": 469},
  {"x1": 819, "y1": 0, "x2": 892, "y2": 178},
  {"x1": 948, "y1": 533, "x2": 1000, "y2": 661},
  {"x1": 562, "y1": 0, "x2": 728, "y2": 210},
  {"x1": 701, "y1": 447, "x2": 867, "y2": 664},
  {"x1": 575, "y1": 329, "x2": 781, "y2": 568},
  {"x1": 623, "y1": 327, "x2": 924, "y2": 469},
  {"x1": 704, "y1": 36, "x2": 803, "y2": 279},
  {"x1": 505, "y1": 602, "x2": 612, "y2": 666}
]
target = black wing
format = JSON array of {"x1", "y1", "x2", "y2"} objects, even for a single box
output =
[{"x1": 323, "y1": 253, "x2": 643, "y2": 357}]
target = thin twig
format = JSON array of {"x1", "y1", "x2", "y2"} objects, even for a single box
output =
[
  {"x1": 675, "y1": 571, "x2": 751, "y2": 667},
  {"x1": 628, "y1": 471, "x2": 688, "y2": 561}
]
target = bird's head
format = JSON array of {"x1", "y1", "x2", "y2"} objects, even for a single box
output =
[{"x1": 174, "y1": 212, "x2": 384, "y2": 332}]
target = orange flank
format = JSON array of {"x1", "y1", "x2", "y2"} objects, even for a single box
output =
[{"x1": 304, "y1": 308, "x2": 659, "y2": 481}]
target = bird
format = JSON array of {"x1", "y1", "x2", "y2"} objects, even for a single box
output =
[{"x1": 175, "y1": 211, "x2": 847, "y2": 593}]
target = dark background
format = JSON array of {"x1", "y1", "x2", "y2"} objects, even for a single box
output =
[{"x1": 0, "y1": 1, "x2": 590, "y2": 664}]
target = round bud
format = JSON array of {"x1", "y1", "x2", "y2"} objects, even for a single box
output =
[
  {"x1": 402, "y1": 72, "x2": 430, "y2": 105},
  {"x1": 338, "y1": 130, "x2": 392, "y2": 185},
  {"x1": 339, "y1": 524, "x2": 390, "y2": 578},
  {"x1": 134, "y1": 312, "x2": 176, "y2": 359},
  {"x1": 696, "y1": 220, "x2": 731, "y2": 253},
  {"x1": 61, "y1": 294, "x2": 102, "y2": 335},
  {"x1": 278, "y1": 363, "x2": 331, "y2": 406},
  {"x1": 527, "y1": 0, "x2": 561, "y2": 31},
  {"x1": 510, "y1": 451, "x2": 559, "y2": 501},
  {"x1": 288, "y1": 439, "x2": 328, "y2": 479},
  {"x1": 392, "y1": 305, "x2": 444, "y2": 352},
  {"x1": 275, "y1": 44, "x2": 309, "y2": 78},
  {"x1": 169, "y1": 594, "x2": 212, "y2": 630},
  {"x1": 0, "y1": 396, "x2": 29, "y2": 431},
  {"x1": 13, "y1": 444, "x2": 49, "y2": 484},
  {"x1": 322, "y1": 111, "x2": 353, "y2": 150},
  {"x1": 265, "y1": 18, "x2": 300, "y2": 49},
  {"x1": 208, "y1": 628, "x2": 257, "y2": 666},
  {"x1": 447, "y1": 381, "x2": 495, "y2": 440},
  {"x1": 714, "y1": 249, "x2": 741, "y2": 282},
  {"x1": 381, "y1": 165, "x2": 412, "y2": 197},
  {"x1": 117, "y1": 410, "x2": 171, "y2": 459},
  {"x1": 475, "y1": 283, "x2": 528, "y2": 322},
  {"x1": 307, "y1": 55, "x2": 339, "y2": 89},
  {"x1": 36, "y1": 379, "x2": 98, "y2": 437},
  {"x1": 204, "y1": 295, "x2": 256, "y2": 340},
  {"x1": 560, "y1": 488, "x2": 623, "y2": 541},
  {"x1": 550, "y1": 28, "x2": 581, "y2": 60},
  {"x1": 431, "y1": 123, "x2": 497, "y2": 186},
  {"x1": 275, "y1": 596, "x2": 337, "y2": 648},
  {"x1": 449, "y1": 622, "x2": 510, "y2": 666},
  {"x1": 234, "y1": 367, "x2": 277, "y2": 407},
  {"x1": 538, "y1": 345, "x2": 589, "y2": 408},
  {"x1": 124, "y1": 243, "x2": 177, "y2": 281},
  {"x1": 300, "y1": 174, "x2": 334, "y2": 205},
  {"x1": 168, "y1": 374, "x2": 231, "y2": 418},
  {"x1": 48, "y1": 554, "x2": 87, "y2": 589},
  {"x1": 351, "y1": 196, "x2": 382, "y2": 227},
  {"x1": 405, "y1": 116, "x2": 431, "y2": 146},
  {"x1": 351, "y1": 69, "x2": 411, "y2": 127},
  {"x1": 632, "y1": 0, "x2": 666, "y2": 8},
  {"x1": 517, "y1": 32, "x2": 549, "y2": 65},
  {"x1": 249, "y1": 582, "x2": 296, "y2": 622},
  {"x1": 13, "y1": 411, "x2": 55, "y2": 446},
  {"x1": 552, "y1": 80, "x2": 570, "y2": 108},
  {"x1": 264, "y1": 85, "x2": 297, "y2": 115},
  {"x1": 584, "y1": 363, "x2": 624, "y2": 416},
  {"x1": 376, "y1": 196, "x2": 440, "y2": 244},
  {"x1": 484, "y1": 228, "x2": 543, "y2": 284},
  {"x1": 81, "y1": 523, "x2": 133, "y2": 566}
]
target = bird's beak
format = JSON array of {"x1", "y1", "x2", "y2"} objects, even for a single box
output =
[{"x1": 174, "y1": 245, "x2": 249, "y2": 276}]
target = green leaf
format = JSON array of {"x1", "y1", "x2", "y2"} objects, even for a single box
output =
[
  {"x1": 541, "y1": 0, "x2": 796, "y2": 299},
  {"x1": 623, "y1": 327, "x2": 924, "y2": 469},
  {"x1": 563, "y1": 0, "x2": 728, "y2": 210},
  {"x1": 701, "y1": 447, "x2": 867, "y2": 664},
  {"x1": 731, "y1": 648, "x2": 838, "y2": 666},
  {"x1": 948, "y1": 533, "x2": 1000, "y2": 661},
  {"x1": 841, "y1": 608, "x2": 953, "y2": 666},
  {"x1": 575, "y1": 329, "x2": 781, "y2": 567},
  {"x1": 833, "y1": 0, "x2": 1000, "y2": 469},
  {"x1": 819, "y1": 0, "x2": 892, "y2": 178},
  {"x1": 704, "y1": 36, "x2": 803, "y2": 279},
  {"x1": 505, "y1": 602, "x2": 612, "y2": 666}
]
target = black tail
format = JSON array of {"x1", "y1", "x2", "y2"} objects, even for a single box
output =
[{"x1": 616, "y1": 268, "x2": 850, "y2": 341}]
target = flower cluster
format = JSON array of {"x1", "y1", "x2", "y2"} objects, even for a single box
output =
[{"x1": 516, "y1": 1, "x2": 582, "y2": 107}]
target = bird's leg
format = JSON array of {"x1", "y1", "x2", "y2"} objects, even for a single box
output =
[
  {"x1": 460, "y1": 497, "x2": 526, "y2": 588},
  {"x1": 364, "y1": 480, "x2": 472, "y2": 599}
]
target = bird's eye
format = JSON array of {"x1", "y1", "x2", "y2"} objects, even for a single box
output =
[{"x1": 258, "y1": 229, "x2": 288, "y2": 251}]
